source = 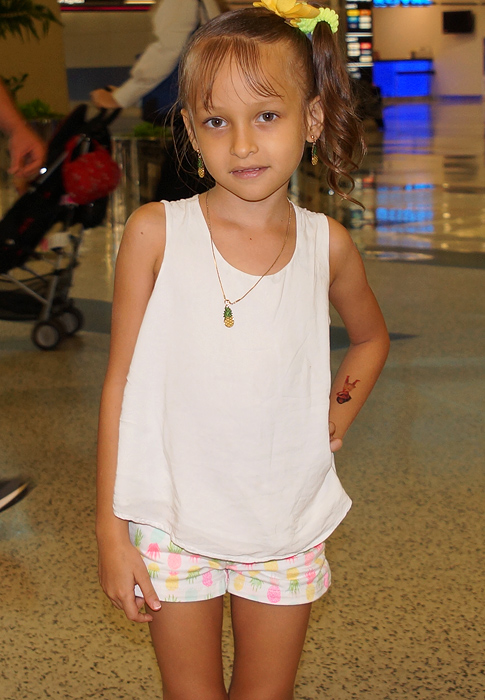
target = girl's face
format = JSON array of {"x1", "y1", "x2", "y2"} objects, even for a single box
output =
[{"x1": 182, "y1": 42, "x2": 322, "y2": 203}]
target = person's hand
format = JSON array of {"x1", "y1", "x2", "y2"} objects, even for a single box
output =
[
  {"x1": 8, "y1": 123, "x2": 46, "y2": 179},
  {"x1": 329, "y1": 421, "x2": 343, "y2": 453},
  {"x1": 98, "y1": 535, "x2": 161, "y2": 623},
  {"x1": 91, "y1": 87, "x2": 121, "y2": 109}
]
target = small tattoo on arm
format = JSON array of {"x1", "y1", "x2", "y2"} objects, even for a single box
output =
[{"x1": 336, "y1": 375, "x2": 360, "y2": 404}]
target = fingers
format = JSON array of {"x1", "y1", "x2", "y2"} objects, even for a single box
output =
[
  {"x1": 12, "y1": 152, "x2": 42, "y2": 179},
  {"x1": 118, "y1": 573, "x2": 161, "y2": 622},
  {"x1": 121, "y1": 593, "x2": 156, "y2": 623},
  {"x1": 99, "y1": 550, "x2": 160, "y2": 623},
  {"x1": 104, "y1": 586, "x2": 156, "y2": 623},
  {"x1": 8, "y1": 130, "x2": 46, "y2": 179},
  {"x1": 136, "y1": 564, "x2": 162, "y2": 613},
  {"x1": 330, "y1": 437, "x2": 343, "y2": 452},
  {"x1": 90, "y1": 89, "x2": 101, "y2": 107},
  {"x1": 24, "y1": 142, "x2": 45, "y2": 176},
  {"x1": 328, "y1": 421, "x2": 343, "y2": 451},
  {"x1": 90, "y1": 89, "x2": 120, "y2": 109}
]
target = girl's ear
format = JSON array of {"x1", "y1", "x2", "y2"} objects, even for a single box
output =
[
  {"x1": 305, "y1": 96, "x2": 324, "y2": 143},
  {"x1": 181, "y1": 108, "x2": 199, "y2": 151}
]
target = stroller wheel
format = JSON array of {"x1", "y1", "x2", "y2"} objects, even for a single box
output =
[
  {"x1": 58, "y1": 307, "x2": 84, "y2": 336},
  {"x1": 31, "y1": 320, "x2": 64, "y2": 351}
]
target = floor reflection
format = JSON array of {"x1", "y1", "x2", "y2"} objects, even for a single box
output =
[{"x1": 295, "y1": 99, "x2": 485, "y2": 264}]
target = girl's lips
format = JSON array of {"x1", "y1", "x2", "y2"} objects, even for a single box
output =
[{"x1": 231, "y1": 166, "x2": 268, "y2": 179}]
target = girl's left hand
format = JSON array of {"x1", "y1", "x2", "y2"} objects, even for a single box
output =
[{"x1": 329, "y1": 421, "x2": 343, "y2": 453}]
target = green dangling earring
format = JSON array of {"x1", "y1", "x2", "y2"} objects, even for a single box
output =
[
  {"x1": 311, "y1": 137, "x2": 318, "y2": 166},
  {"x1": 197, "y1": 150, "x2": 205, "y2": 178}
]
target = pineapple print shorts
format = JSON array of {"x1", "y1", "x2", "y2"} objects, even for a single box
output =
[{"x1": 129, "y1": 522, "x2": 331, "y2": 606}]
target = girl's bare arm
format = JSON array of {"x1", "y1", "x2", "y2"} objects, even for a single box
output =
[
  {"x1": 328, "y1": 218, "x2": 390, "y2": 451},
  {"x1": 96, "y1": 202, "x2": 166, "y2": 622}
]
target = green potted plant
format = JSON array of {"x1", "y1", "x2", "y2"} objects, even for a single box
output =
[
  {"x1": 0, "y1": 0, "x2": 60, "y2": 41},
  {"x1": 1, "y1": 0, "x2": 63, "y2": 138}
]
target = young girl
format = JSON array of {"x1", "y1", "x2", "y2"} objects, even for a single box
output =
[{"x1": 97, "y1": 3, "x2": 390, "y2": 699}]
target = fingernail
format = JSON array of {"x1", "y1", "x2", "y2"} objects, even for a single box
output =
[{"x1": 152, "y1": 600, "x2": 161, "y2": 610}]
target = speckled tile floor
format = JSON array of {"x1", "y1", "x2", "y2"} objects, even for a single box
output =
[{"x1": 0, "y1": 100, "x2": 484, "y2": 699}]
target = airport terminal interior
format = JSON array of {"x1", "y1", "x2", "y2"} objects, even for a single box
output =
[
  {"x1": 0, "y1": 95, "x2": 483, "y2": 699},
  {"x1": 1, "y1": 0, "x2": 485, "y2": 687}
]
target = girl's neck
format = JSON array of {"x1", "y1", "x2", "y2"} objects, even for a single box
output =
[
  {"x1": 202, "y1": 184, "x2": 291, "y2": 230},
  {"x1": 199, "y1": 186, "x2": 296, "y2": 277}
]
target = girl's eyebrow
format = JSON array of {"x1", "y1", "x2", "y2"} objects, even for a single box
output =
[{"x1": 199, "y1": 96, "x2": 285, "y2": 113}]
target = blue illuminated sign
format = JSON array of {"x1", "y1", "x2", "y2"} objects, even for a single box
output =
[
  {"x1": 373, "y1": 60, "x2": 433, "y2": 98},
  {"x1": 374, "y1": 0, "x2": 432, "y2": 6}
]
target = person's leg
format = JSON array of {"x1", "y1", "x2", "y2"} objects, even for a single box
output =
[
  {"x1": 229, "y1": 596, "x2": 312, "y2": 700},
  {"x1": 149, "y1": 596, "x2": 228, "y2": 700}
]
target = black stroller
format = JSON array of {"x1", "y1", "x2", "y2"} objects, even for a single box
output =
[{"x1": 0, "y1": 105, "x2": 120, "y2": 350}]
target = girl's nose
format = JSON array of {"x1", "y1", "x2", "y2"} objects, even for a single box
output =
[{"x1": 230, "y1": 125, "x2": 258, "y2": 159}]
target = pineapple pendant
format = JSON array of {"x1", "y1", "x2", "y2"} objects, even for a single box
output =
[{"x1": 223, "y1": 304, "x2": 234, "y2": 328}]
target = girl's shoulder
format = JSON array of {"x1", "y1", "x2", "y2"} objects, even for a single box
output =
[
  {"x1": 120, "y1": 196, "x2": 199, "y2": 273},
  {"x1": 293, "y1": 204, "x2": 349, "y2": 243},
  {"x1": 326, "y1": 215, "x2": 363, "y2": 284},
  {"x1": 126, "y1": 200, "x2": 166, "y2": 230},
  {"x1": 292, "y1": 203, "x2": 353, "y2": 250},
  {"x1": 292, "y1": 202, "x2": 327, "y2": 223},
  {"x1": 121, "y1": 201, "x2": 167, "y2": 275},
  {"x1": 327, "y1": 215, "x2": 354, "y2": 252}
]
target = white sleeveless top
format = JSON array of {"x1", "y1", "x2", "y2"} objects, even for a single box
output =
[{"x1": 113, "y1": 195, "x2": 351, "y2": 562}]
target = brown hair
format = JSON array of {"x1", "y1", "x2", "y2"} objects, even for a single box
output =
[{"x1": 176, "y1": 6, "x2": 365, "y2": 201}]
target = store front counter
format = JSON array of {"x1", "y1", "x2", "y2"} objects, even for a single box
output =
[{"x1": 373, "y1": 59, "x2": 434, "y2": 98}]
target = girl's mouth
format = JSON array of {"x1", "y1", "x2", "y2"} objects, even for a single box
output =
[{"x1": 231, "y1": 167, "x2": 268, "y2": 179}]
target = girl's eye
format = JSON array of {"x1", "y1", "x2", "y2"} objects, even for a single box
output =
[
  {"x1": 259, "y1": 112, "x2": 278, "y2": 123},
  {"x1": 206, "y1": 118, "x2": 226, "y2": 128}
]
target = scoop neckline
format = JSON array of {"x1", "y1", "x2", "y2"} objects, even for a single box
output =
[{"x1": 196, "y1": 195, "x2": 298, "y2": 280}]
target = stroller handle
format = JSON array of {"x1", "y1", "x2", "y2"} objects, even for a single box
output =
[
  {"x1": 97, "y1": 107, "x2": 123, "y2": 127},
  {"x1": 88, "y1": 107, "x2": 122, "y2": 132}
]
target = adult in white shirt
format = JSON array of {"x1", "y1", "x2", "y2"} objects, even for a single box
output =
[{"x1": 91, "y1": 0, "x2": 225, "y2": 110}]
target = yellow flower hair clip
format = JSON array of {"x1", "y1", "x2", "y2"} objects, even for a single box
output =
[{"x1": 253, "y1": 0, "x2": 339, "y2": 34}]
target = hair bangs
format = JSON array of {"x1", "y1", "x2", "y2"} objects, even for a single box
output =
[{"x1": 182, "y1": 36, "x2": 286, "y2": 113}]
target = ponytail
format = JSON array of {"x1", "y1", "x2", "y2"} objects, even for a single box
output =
[{"x1": 311, "y1": 21, "x2": 365, "y2": 203}]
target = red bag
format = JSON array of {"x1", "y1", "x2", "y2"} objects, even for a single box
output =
[{"x1": 62, "y1": 137, "x2": 120, "y2": 205}]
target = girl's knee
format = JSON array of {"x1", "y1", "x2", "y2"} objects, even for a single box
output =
[
  {"x1": 164, "y1": 688, "x2": 228, "y2": 700},
  {"x1": 229, "y1": 685, "x2": 294, "y2": 700}
]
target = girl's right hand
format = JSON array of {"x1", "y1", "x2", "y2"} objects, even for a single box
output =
[{"x1": 98, "y1": 536, "x2": 161, "y2": 623}]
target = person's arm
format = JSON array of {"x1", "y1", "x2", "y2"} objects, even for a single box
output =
[
  {"x1": 0, "y1": 80, "x2": 46, "y2": 178},
  {"x1": 91, "y1": 0, "x2": 199, "y2": 109},
  {"x1": 327, "y1": 217, "x2": 390, "y2": 452},
  {"x1": 96, "y1": 202, "x2": 166, "y2": 622}
]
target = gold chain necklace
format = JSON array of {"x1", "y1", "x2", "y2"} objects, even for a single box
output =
[{"x1": 206, "y1": 194, "x2": 292, "y2": 328}]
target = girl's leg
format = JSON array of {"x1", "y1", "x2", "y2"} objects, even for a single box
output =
[
  {"x1": 229, "y1": 596, "x2": 312, "y2": 700},
  {"x1": 149, "y1": 597, "x2": 228, "y2": 700}
]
